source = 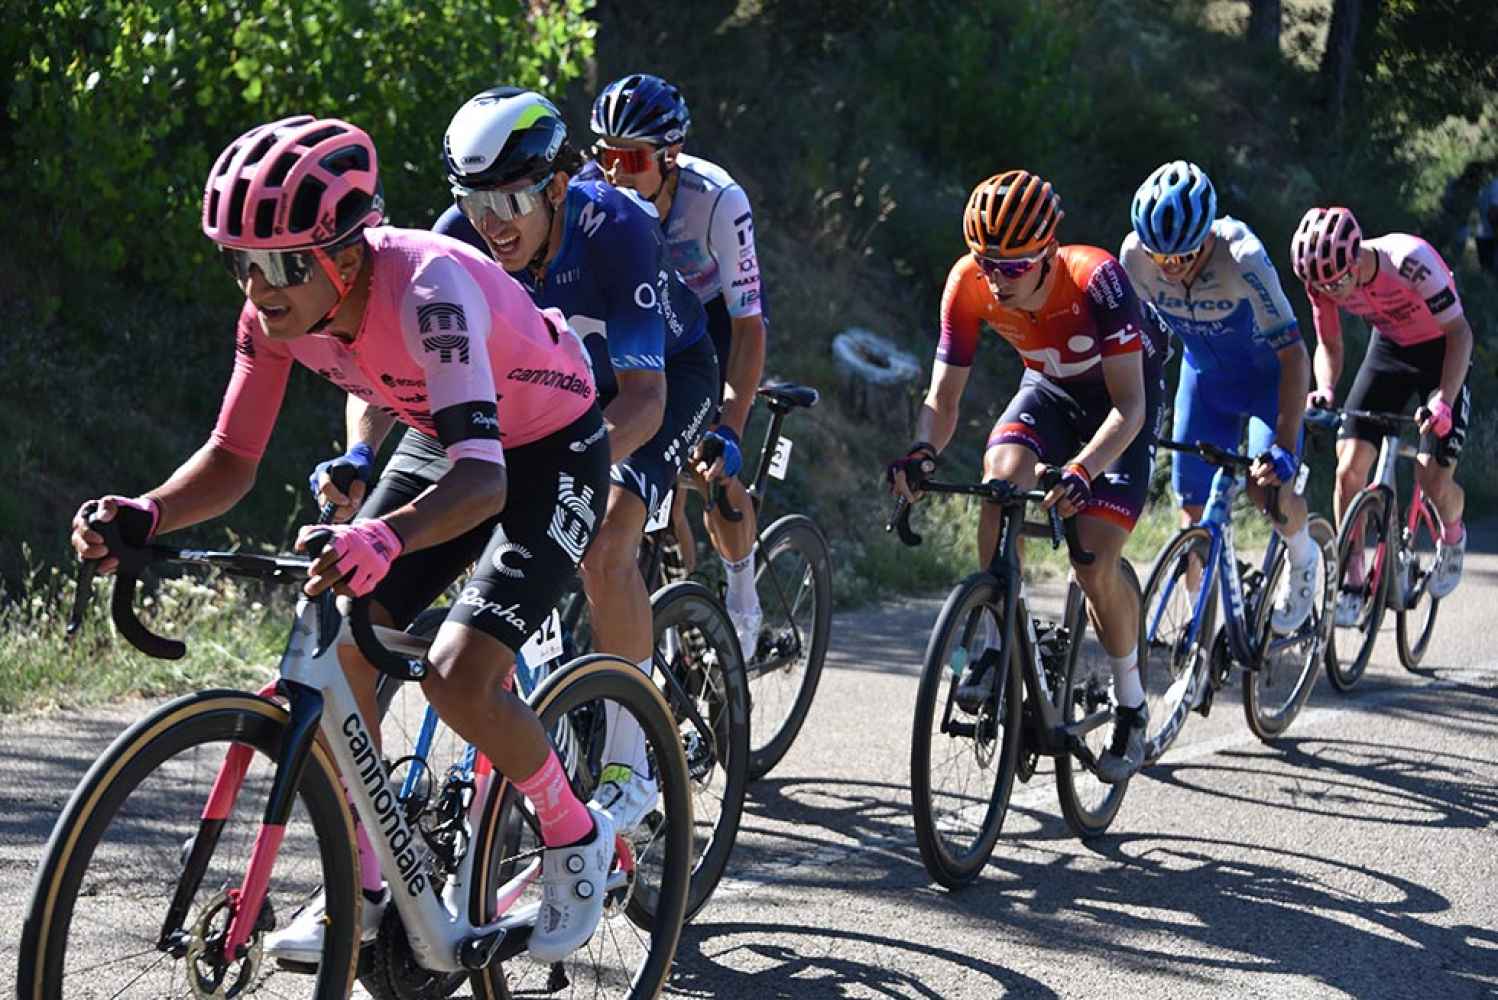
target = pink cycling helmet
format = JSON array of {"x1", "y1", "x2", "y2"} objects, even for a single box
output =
[
  {"x1": 1290, "y1": 206, "x2": 1362, "y2": 285},
  {"x1": 202, "y1": 115, "x2": 384, "y2": 250}
]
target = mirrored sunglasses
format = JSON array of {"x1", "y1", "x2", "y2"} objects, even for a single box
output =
[
  {"x1": 593, "y1": 142, "x2": 660, "y2": 175},
  {"x1": 973, "y1": 251, "x2": 1045, "y2": 280},
  {"x1": 1146, "y1": 245, "x2": 1206, "y2": 269},
  {"x1": 218, "y1": 246, "x2": 320, "y2": 288},
  {"x1": 453, "y1": 182, "x2": 549, "y2": 225}
]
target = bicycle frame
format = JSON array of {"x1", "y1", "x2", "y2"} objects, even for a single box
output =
[
  {"x1": 1355, "y1": 428, "x2": 1433, "y2": 610},
  {"x1": 187, "y1": 595, "x2": 596, "y2": 976},
  {"x1": 943, "y1": 501, "x2": 1111, "y2": 766}
]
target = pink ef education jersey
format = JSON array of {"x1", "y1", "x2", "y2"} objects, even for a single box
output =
[{"x1": 1308, "y1": 233, "x2": 1464, "y2": 349}]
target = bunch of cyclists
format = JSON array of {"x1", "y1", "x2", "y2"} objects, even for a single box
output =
[{"x1": 66, "y1": 65, "x2": 1474, "y2": 970}]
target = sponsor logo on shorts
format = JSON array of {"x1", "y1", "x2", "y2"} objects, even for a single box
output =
[
  {"x1": 547, "y1": 473, "x2": 599, "y2": 564},
  {"x1": 456, "y1": 586, "x2": 528, "y2": 632},
  {"x1": 490, "y1": 532, "x2": 532, "y2": 579},
  {"x1": 569, "y1": 422, "x2": 608, "y2": 453}
]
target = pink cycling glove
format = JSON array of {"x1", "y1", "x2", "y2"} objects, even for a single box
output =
[
  {"x1": 296, "y1": 519, "x2": 405, "y2": 596},
  {"x1": 1423, "y1": 398, "x2": 1453, "y2": 438}
]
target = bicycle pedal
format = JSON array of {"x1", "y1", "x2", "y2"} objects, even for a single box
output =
[
  {"x1": 548, "y1": 961, "x2": 571, "y2": 992},
  {"x1": 1194, "y1": 683, "x2": 1214, "y2": 718},
  {"x1": 458, "y1": 926, "x2": 507, "y2": 970}
]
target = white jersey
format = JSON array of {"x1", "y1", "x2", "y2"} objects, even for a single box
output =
[
  {"x1": 1120, "y1": 215, "x2": 1299, "y2": 376},
  {"x1": 662, "y1": 153, "x2": 763, "y2": 318}
]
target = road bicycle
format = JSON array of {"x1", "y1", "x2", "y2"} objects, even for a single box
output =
[
  {"x1": 1306, "y1": 406, "x2": 1445, "y2": 688},
  {"x1": 18, "y1": 516, "x2": 692, "y2": 1000},
  {"x1": 654, "y1": 380, "x2": 832, "y2": 780},
  {"x1": 893, "y1": 469, "x2": 1143, "y2": 889},
  {"x1": 1139, "y1": 440, "x2": 1337, "y2": 762}
]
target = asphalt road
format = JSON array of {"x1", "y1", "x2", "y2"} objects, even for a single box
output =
[{"x1": 3, "y1": 525, "x2": 1496, "y2": 999}]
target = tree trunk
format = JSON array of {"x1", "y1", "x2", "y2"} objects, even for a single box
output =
[
  {"x1": 1319, "y1": 0, "x2": 1363, "y2": 130},
  {"x1": 1246, "y1": 0, "x2": 1281, "y2": 51}
]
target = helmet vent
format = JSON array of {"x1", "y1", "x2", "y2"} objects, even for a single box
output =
[
  {"x1": 266, "y1": 151, "x2": 299, "y2": 188},
  {"x1": 227, "y1": 178, "x2": 251, "y2": 238},
  {"x1": 289, "y1": 176, "x2": 327, "y2": 233},
  {"x1": 254, "y1": 197, "x2": 277, "y2": 239}
]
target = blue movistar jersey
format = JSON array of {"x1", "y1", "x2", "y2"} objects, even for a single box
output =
[
  {"x1": 1120, "y1": 216, "x2": 1300, "y2": 376},
  {"x1": 434, "y1": 162, "x2": 707, "y2": 377}
]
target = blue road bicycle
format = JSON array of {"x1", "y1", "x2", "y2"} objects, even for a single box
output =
[{"x1": 1139, "y1": 440, "x2": 1337, "y2": 760}]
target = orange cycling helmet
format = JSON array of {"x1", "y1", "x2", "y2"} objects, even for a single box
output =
[{"x1": 964, "y1": 170, "x2": 1064, "y2": 257}]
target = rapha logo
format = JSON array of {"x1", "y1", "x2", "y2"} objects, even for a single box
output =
[
  {"x1": 456, "y1": 587, "x2": 528, "y2": 632},
  {"x1": 471, "y1": 411, "x2": 500, "y2": 431}
]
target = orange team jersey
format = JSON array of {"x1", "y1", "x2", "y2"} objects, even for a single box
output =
[{"x1": 937, "y1": 245, "x2": 1165, "y2": 382}]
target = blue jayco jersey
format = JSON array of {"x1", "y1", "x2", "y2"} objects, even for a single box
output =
[
  {"x1": 434, "y1": 163, "x2": 707, "y2": 378},
  {"x1": 1120, "y1": 216, "x2": 1300, "y2": 376}
]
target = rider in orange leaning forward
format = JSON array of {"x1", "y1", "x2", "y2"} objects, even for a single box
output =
[{"x1": 889, "y1": 170, "x2": 1169, "y2": 783}]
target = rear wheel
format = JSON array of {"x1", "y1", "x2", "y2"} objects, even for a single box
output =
[
  {"x1": 1242, "y1": 516, "x2": 1335, "y2": 740},
  {"x1": 470, "y1": 655, "x2": 692, "y2": 1000},
  {"x1": 1138, "y1": 527, "x2": 1217, "y2": 764},
  {"x1": 909, "y1": 573, "x2": 1021, "y2": 889},
  {"x1": 744, "y1": 514, "x2": 833, "y2": 780},
  {"x1": 1395, "y1": 495, "x2": 1443, "y2": 670},
  {"x1": 1056, "y1": 560, "x2": 1142, "y2": 837},
  {"x1": 1326, "y1": 489, "x2": 1390, "y2": 692}
]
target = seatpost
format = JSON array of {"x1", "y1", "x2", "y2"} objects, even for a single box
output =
[{"x1": 748, "y1": 405, "x2": 790, "y2": 503}]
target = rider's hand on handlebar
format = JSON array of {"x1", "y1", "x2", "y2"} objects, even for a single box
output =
[
  {"x1": 1416, "y1": 395, "x2": 1453, "y2": 438},
  {"x1": 71, "y1": 495, "x2": 160, "y2": 576},
  {"x1": 1251, "y1": 444, "x2": 1297, "y2": 488},
  {"x1": 692, "y1": 425, "x2": 742, "y2": 482},
  {"x1": 309, "y1": 443, "x2": 375, "y2": 523},
  {"x1": 295, "y1": 519, "x2": 404, "y2": 598},
  {"x1": 1305, "y1": 388, "x2": 1334, "y2": 413},
  {"x1": 1039, "y1": 461, "x2": 1091, "y2": 518},
  {"x1": 886, "y1": 442, "x2": 937, "y2": 503}
]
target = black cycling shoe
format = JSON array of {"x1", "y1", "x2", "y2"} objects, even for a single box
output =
[{"x1": 954, "y1": 647, "x2": 1005, "y2": 713}]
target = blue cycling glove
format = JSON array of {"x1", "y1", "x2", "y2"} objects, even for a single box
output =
[
  {"x1": 308, "y1": 442, "x2": 375, "y2": 500},
  {"x1": 1263, "y1": 444, "x2": 1298, "y2": 485},
  {"x1": 698, "y1": 426, "x2": 743, "y2": 479}
]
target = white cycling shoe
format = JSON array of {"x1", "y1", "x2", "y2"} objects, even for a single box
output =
[
  {"x1": 1334, "y1": 589, "x2": 1364, "y2": 628},
  {"x1": 528, "y1": 807, "x2": 615, "y2": 963},
  {"x1": 264, "y1": 886, "x2": 388, "y2": 966},
  {"x1": 1428, "y1": 531, "x2": 1466, "y2": 599},
  {"x1": 1272, "y1": 556, "x2": 1318, "y2": 635},
  {"x1": 591, "y1": 763, "x2": 659, "y2": 833}
]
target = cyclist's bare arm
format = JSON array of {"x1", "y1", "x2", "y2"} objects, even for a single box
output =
[
  {"x1": 604, "y1": 368, "x2": 667, "y2": 464},
  {"x1": 341, "y1": 456, "x2": 507, "y2": 557},
  {"x1": 718, "y1": 313, "x2": 766, "y2": 437},
  {"x1": 1274, "y1": 339, "x2": 1312, "y2": 450},
  {"x1": 1071, "y1": 351, "x2": 1145, "y2": 476},
  {"x1": 915, "y1": 360, "x2": 972, "y2": 455},
  {"x1": 1313, "y1": 337, "x2": 1343, "y2": 398},
  {"x1": 1436, "y1": 314, "x2": 1473, "y2": 405},
  {"x1": 311, "y1": 394, "x2": 402, "y2": 516}
]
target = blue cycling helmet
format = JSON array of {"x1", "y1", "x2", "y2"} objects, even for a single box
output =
[
  {"x1": 590, "y1": 73, "x2": 691, "y2": 146},
  {"x1": 1131, "y1": 160, "x2": 1217, "y2": 255}
]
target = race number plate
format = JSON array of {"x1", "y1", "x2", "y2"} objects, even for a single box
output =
[
  {"x1": 519, "y1": 608, "x2": 563, "y2": 666},
  {"x1": 769, "y1": 437, "x2": 794, "y2": 481}
]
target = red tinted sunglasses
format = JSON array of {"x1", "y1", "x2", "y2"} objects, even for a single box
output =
[{"x1": 593, "y1": 143, "x2": 661, "y2": 175}]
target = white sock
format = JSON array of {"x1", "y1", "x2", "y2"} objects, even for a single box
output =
[
  {"x1": 1107, "y1": 648, "x2": 1145, "y2": 708},
  {"x1": 722, "y1": 552, "x2": 758, "y2": 616},
  {"x1": 602, "y1": 657, "x2": 655, "y2": 778},
  {"x1": 1283, "y1": 525, "x2": 1316, "y2": 568}
]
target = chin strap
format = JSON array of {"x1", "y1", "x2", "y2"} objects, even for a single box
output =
[
  {"x1": 307, "y1": 246, "x2": 358, "y2": 335},
  {"x1": 526, "y1": 196, "x2": 561, "y2": 275}
]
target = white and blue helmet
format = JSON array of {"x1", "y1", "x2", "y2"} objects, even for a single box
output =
[{"x1": 1131, "y1": 160, "x2": 1217, "y2": 255}]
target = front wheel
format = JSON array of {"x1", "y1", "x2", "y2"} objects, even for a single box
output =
[
  {"x1": 469, "y1": 654, "x2": 692, "y2": 1000},
  {"x1": 1056, "y1": 560, "x2": 1142, "y2": 837},
  {"x1": 1242, "y1": 515, "x2": 1336, "y2": 740},
  {"x1": 648, "y1": 581, "x2": 749, "y2": 921},
  {"x1": 19, "y1": 691, "x2": 358, "y2": 1000},
  {"x1": 909, "y1": 572, "x2": 1021, "y2": 889},
  {"x1": 1138, "y1": 526, "x2": 1217, "y2": 765},
  {"x1": 1395, "y1": 494, "x2": 1443, "y2": 670},
  {"x1": 1326, "y1": 489, "x2": 1390, "y2": 692},
  {"x1": 744, "y1": 514, "x2": 833, "y2": 780}
]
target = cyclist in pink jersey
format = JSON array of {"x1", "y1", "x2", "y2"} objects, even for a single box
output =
[
  {"x1": 1291, "y1": 207, "x2": 1474, "y2": 614},
  {"x1": 69, "y1": 116, "x2": 615, "y2": 964}
]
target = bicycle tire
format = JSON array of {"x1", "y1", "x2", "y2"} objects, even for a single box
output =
[
  {"x1": 745, "y1": 513, "x2": 833, "y2": 780},
  {"x1": 644, "y1": 580, "x2": 749, "y2": 921},
  {"x1": 1326, "y1": 489, "x2": 1390, "y2": 692},
  {"x1": 909, "y1": 572, "x2": 1021, "y2": 889},
  {"x1": 1137, "y1": 526, "x2": 1217, "y2": 765},
  {"x1": 1056, "y1": 559, "x2": 1142, "y2": 837},
  {"x1": 19, "y1": 690, "x2": 358, "y2": 1000},
  {"x1": 1395, "y1": 494, "x2": 1443, "y2": 670},
  {"x1": 1242, "y1": 515, "x2": 1335, "y2": 740},
  {"x1": 468, "y1": 654, "x2": 692, "y2": 1000}
]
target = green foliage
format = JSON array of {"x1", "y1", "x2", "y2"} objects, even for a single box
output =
[{"x1": 3, "y1": 0, "x2": 596, "y2": 300}]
